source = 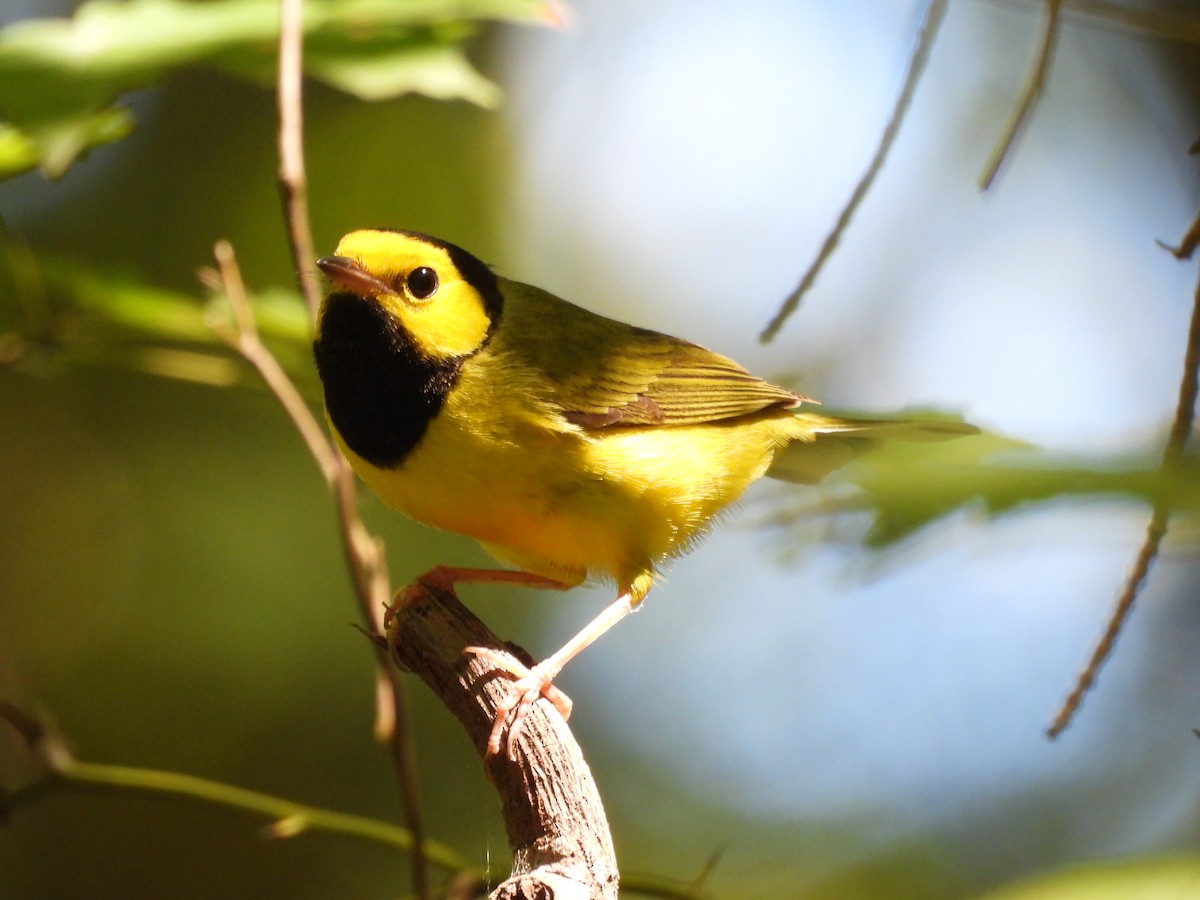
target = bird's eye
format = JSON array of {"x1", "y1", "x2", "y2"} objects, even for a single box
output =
[{"x1": 406, "y1": 267, "x2": 439, "y2": 299}]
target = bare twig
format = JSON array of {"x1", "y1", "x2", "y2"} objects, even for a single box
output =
[
  {"x1": 1045, "y1": 509, "x2": 1168, "y2": 738},
  {"x1": 277, "y1": 0, "x2": 321, "y2": 321},
  {"x1": 1, "y1": 695, "x2": 713, "y2": 895},
  {"x1": 1047, "y1": 256, "x2": 1200, "y2": 738},
  {"x1": 978, "y1": 0, "x2": 1063, "y2": 191},
  {"x1": 1156, "y1": 212, "x2": 1200, "y2": 261},
  {"x1": 759, "y1": 0, "x2": 947, "y2": 343},
  {"x1": 0, "y1": 702, "x2": 467, "y2": 870},
  {"x1": 207, "y1": 242, "x2": 338, "y2": 482},
  {"x1": 206, "y1": 239, "x2": 429, "y2": 894},
  {"x1": 270, "y1": 1, "x2": 430, "y2": 894}
]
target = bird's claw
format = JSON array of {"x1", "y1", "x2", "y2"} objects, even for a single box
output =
[{"x1": 464, "y1": 646, "x2": 573, "y2": 758}]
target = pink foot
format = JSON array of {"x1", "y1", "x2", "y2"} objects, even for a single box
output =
[{"x1": 465, "y1": 646, "x2": 573, "y2": 758}]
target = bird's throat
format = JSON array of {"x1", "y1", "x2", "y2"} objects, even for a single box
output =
[{"x1": 313, "y1": 292, "x2": 463, "y2": 468}]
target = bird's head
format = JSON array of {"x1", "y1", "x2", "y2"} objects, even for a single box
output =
[{"x1": 316, "y1": 229, "x2": 501, "y2": 359}]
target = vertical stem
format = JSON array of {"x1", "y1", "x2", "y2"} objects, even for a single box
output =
[
  {"x1": 276, "y1": 0, "x2": 321, "y2": 322},
  {"x1": 1047, "y1": 259, "x2": 1200, "y2": 737},
  {"x1": 272, "y1": 1, "x2": 429, "y2": 894},
  {"x1": 759, "y1": 0, "x2": 948, "y2": 342},
  {"x1": 978, "y1": 0, "x2": 1063, "y2": 191}
]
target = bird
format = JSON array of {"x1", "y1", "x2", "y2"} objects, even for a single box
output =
[{"x1": 312, "y1": 228, "x2": 975, "y2": 756}]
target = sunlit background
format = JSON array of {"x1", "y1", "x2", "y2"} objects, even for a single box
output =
[{"x1": 2, "y1": 1, "x2": 1199, "y2": 897}]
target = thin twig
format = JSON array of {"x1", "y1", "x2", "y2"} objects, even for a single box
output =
[
  {"x1": 336, "y1": 464, "x2": 427, "y2": 894},
  {"x1": 0, "y1": 702, "x2": 466, "y2": 871},
  {"x1": 759, "y1": 0, "x2": 947, "y2": 343},
  {"x1": 1046, "y1": 256, "x2": 1200, "y2": 738},
  {"x1": 1045, "y1": 508, "x2": 1168, "y2": 739},
  {"x1": 277, "y1": 0, "x2": 321, "y2": 322},
  {"x1": 208, "y1": 242, "x2": 338, "y2": 483},
  {"x1": 206, "y1": 240, "x2": 429, "y2": 894},
  {"x1": 1156, "y1": 211, "x2": 1200, "y2": 260},
  {"x1": 271, "y1": 3, "x2": 429, "y2": 893},
  {"x1": 978, "y1": 0, "x2": 1063, "y2": 191}
]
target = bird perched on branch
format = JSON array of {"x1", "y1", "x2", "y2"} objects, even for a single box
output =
[{"x1": 313, "y1": 228, "x2": 974, "y2": 756}]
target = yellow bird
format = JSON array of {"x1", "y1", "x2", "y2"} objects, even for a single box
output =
[{"x1": 313, "y1": 228, "x2": 973, "y2": 756}]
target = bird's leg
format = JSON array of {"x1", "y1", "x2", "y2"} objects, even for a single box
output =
[
  {"x1": 387, "y1": 565, "x2": 569, "y2": 630},
  {"x1": 399, "y1": 565, "x2": 568, "y2": 601},
  {"x1": 385, "y1": 565, "x2": 574, "y2": 719},
  {"x1": 467, "y1": 589, "x2": 640, "y2": 758}
]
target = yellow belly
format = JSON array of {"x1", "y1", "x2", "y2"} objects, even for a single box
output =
[{"x1": 335, "y1": 394, "x2": 800, "y2": 599}]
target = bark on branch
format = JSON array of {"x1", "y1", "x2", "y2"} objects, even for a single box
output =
[{"x1": 384, "y1": 585, "x2": 618, "y2": 899}]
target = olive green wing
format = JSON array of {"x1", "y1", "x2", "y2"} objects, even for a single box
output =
[
  {"x1": 495, "y1": 278, "x2": 805, "y2": 428},
  {"x1": 558, "y1": 329, "x2": 804, "y2": 427}
]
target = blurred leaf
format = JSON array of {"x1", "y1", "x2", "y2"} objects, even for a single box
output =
[
  {"x1": 55, "y1": 263, "x2": 215, "y2": 343},
  {"x1": 0, "y1": 0, "x2": 552, "y2": 177},
  {"x1": 2, "y1": 254, "x2": 315, "y2": 389},
  {"x1": 976, "y1": 854, "x2": 1200, "y2": 900},
  {"x1": 839, "y1": 435, "x2": 1200, "y2": 545},
  {"x1": 0, "y1": 108, "x2": 133, "y2": 179},
  {"x1": 307, "y1": 42, "x2": 498, "y2": 105}
]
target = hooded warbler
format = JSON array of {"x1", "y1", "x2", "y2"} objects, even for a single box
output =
[{"x1": 313, "y1": 228, "x2": 974, "y2": 756}]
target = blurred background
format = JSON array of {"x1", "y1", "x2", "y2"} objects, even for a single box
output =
[{"x1": 2, "y1": 0, "x2": 1199, "y2": 897}]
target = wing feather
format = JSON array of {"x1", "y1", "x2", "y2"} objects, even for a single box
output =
[
  {"x1": 494, "y1": 279, "x2": 807, "y2": 430},
  {"x1": 559, "y1": 329, "x2": 804, "y2": 428}
]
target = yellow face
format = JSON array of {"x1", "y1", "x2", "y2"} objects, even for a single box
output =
[{"x1": 320, "y1": 229, "x2": 494, "y2": 360}]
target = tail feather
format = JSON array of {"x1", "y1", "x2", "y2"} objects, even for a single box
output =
[{"x1": 769, "y1": 412, "x2": 979, "y2": 484}]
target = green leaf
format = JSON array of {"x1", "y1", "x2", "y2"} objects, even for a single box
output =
[
  {"x1": 307, "y1": 42, "x2": 500, "y2": 106},
  {"x1": 0, "y1": 0, "x2": 553, "y2": 177},
  {"x1": 46, "y1": 263, "x2": 216, "y2": 343},
  {"x1": 841, "y1": 435, "x2": 1200, "y2": 545},
  {"x1": 0, "y1": 108, "x2": 133, "y2": 179},
  {"x1": 2, "y1": 255, "x2": 315, "y2": 389}
]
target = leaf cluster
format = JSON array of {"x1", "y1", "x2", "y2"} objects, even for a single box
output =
[{"x1": 0, "y1": 0, "x2": 547, "y2": 178}]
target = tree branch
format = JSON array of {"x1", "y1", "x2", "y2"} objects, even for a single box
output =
[
  {"x1": 759, "y1": 0, "x2": 947, "y2": 342},
  {"x1": 978, "y1": 0, "x2": 1063, "y2": 191},
  {"x1": 1046, "y1": 251, "x2": 1200, "y2": 737},
  {"x1": 384, "y1": 584, "x2": 619, "y2": 900},
  {"x1": 268, "y1": 0, "x2": 431, "y2": 892},
  {"x1": 277, "y1": 0, "x2": 321, "y2": 322}
]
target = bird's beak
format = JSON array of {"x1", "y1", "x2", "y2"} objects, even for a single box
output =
[{"x1": 316, "y1": 255, "x2": 393, "y2": 297}]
